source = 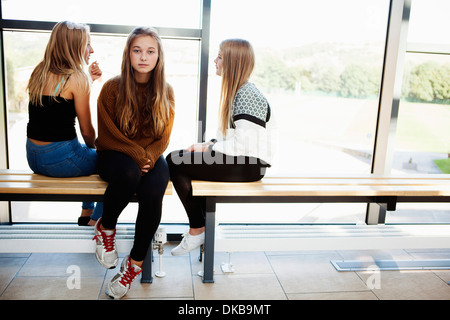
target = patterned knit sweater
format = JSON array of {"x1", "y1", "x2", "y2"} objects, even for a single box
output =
[
  {"x1": 95, "y1": 76, "x2": 175, "y2": 169},
  {"x1": 212, "y1": 82, "x2": 273, "y2": 165}
]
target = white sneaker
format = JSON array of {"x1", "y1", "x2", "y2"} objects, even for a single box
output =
[
  {"x1": 171, "y1": 231, "x2": 205, "y2": 256},
  {"x1": 93, "y1": 218, "x2": 118, "y2": 269},
  {"x1": 106, "y1": 255, "x2": 142, "y2": 299}
]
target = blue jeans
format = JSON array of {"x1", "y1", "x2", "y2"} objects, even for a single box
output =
[{"x1": 26, "y1": 137, "x2": 103, "y2": 220}]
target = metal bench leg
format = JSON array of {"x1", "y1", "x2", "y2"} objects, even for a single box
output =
[
  {"x1": 366, "y1": 203, "x2": 387, "y2": 225},
  {"x1": 203, "y1": 197, "x2": 216, "y2": 283},
  {"x1": 141, "y1": 244, "x2": 153, "y2": 283}
]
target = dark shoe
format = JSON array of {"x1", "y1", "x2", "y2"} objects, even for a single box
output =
[{"x1": 77, "y1": 216, "x2": 91, "y2": 226}]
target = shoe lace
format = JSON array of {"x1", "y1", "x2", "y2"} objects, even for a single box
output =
[
  {"x1": 119, "y1": 260, "x2": 142, "y2": 287},
  {"x1": 180, "y1": 231, "x2": 190, "y2": 249},
  {"x1": 93, "y1": 229, "x2": 116, "y2": 252}
]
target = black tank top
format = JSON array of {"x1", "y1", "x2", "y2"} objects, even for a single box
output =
[{"x1": 27, "y1": 96, "x2": 77, "y2": 142}]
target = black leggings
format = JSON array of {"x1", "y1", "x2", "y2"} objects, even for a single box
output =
[
  {"x1": 166, "y1": 150, "x2": 268, "y2": 228},
  {"x1": 98, "y1": 151, "x2": 169, "y2": 261}
]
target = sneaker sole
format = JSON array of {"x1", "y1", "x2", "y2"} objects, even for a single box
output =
[
  {"x1": 106, "y1": 284, "x2": 125, "y2": 300},
  {"x1": 171, "y1": 243, "x2": 204, "y2": 256},
  {"x1": 95, "y1": 251, "x2": 118, "y2": 269}
]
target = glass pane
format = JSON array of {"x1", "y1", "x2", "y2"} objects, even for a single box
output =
[
  {"x1": 1, "y1": 0, "x2": 202, "y2": 29},
  {"x1": 4, "y1": 30, "x2": 199, "y2": 222},
  {"x1": 207, "y1": 0, "x2": 390, "y2": 224},
  {"x1": 408, "y1": 0, "x2": 450, "y2": 45},
  {"x1": 385, "y1": 53, "x2": 450, "y2": 224}
]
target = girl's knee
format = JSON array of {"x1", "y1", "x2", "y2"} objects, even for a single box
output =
[{"x1": 112, "y1": 166, "x2": 141, "y2": 188}]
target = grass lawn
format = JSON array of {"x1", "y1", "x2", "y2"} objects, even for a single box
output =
[
  {"x1": 434, "y1": 158, "x2": 450, "y2": 174},
  {"x1": 396, "y1": 101, "x2": 450, "y2": 153}
]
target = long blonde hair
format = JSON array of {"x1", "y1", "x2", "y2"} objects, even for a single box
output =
[
  {"x1": 27, "y1": 21, "x2": 90, "y2": 106},
  {"x1": 218, "y1": 39, "x2": 255, "y2": 135},
  {"x1": 115, "y1": 27, "x2": 174, "y2": 139}
]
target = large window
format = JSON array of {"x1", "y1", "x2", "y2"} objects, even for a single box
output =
[
  {"x1": 208, "y1": 0, "x2": 390, "y2": 175},
  {"x1": 2, "y1": 0, "x2": 202, "y2": 222},
  {"x1": 385, "y1": 0, "x2": 450, "y2": 223},
  {"x1": 5, "y1": 31, "x2": 200, "y2": 222},
  {"x1": 206, "y1": 0, "x2": 390, "y2": 223}
]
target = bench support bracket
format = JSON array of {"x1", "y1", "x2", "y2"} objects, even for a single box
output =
[{"x1": 203, "y1": 197, "x2": 216, "y2": 283}]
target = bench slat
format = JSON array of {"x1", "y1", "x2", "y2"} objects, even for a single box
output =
[
  {"x1": 260, "y1": 174, "x2": 450, "y2": 180},
  {"x1": 0, "y1": 174, "x2": 172, "y2": 195},
  {"x1": 0, "y1": 182, "x2": 108, "y2": 195},
  {"x1": 192, "y1": 180, "x2": 450, "y2": 197},
  {"x1": 0, "y1": 175, "x2": 105, "y2": 183},
  {"x1": 0, "y1": 170, "x2": 446, "y2": 198},
  {"x1": 257, "y1": 178, "x2": 450, "y2": 186}
]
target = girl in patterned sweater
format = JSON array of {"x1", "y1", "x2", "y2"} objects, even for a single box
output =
[{"x1": 167, "y1": 38, "x2": 273, "y2": 256}]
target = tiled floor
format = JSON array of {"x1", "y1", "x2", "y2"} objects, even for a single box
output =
[{"x1": 1, "y1": 243, "x2": 450, "y2": 300}]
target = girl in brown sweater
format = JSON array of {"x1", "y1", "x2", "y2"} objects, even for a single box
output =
[{"x1": 93, "y1": 27, "x2": 174, "y2": 299}]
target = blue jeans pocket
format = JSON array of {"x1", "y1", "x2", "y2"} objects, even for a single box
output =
[
  {"x1": 26, "y1": 138, "x2": 98, "y2": 177},
  {"x1": 40, "y1": 157, "x2": 84, "y2": 177}
]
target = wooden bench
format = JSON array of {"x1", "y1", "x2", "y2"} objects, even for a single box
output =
[
  {"x1": 191, "y1": 174, "x2": 450, "y2": 282},
  {"x1": 1, "y1": 171, "x2": 449, "y2": 283},
  {"x1": 0, "y1": 169, "x2": 172, "y2": 283}
]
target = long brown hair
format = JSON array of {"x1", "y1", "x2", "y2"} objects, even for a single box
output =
[
  {"x1": 115, "y1": 27, "x2": 174, "y2": 139},
  {"x1": 27, "y1": 21, "x2": 90, "y2": 106},
  {"x1": 218, "y1": 39, "x2": 255, "y2": 135}
]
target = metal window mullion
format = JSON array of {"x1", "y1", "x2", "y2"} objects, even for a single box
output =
[
  {"x1": 0, "y1": 5, "x2": 11, "y2": 224},
  {"x1": 0, "y1": 19, "x2": 202, "y2": 39},
  {"x1": 197, "y1": 0, "x2": 211, "y2": 142},
  {"x1": 367, "y1": 0, "x2": 411, "y2": 225},
  {"x1": 406, "y1": 42, "x2": 450, "y2": 55},
  {"x1": 372, "y1": 0, "x2": 410, "y2": 175}
]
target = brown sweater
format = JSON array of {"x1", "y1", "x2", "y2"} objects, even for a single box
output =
[{"x1": 95, "y1": 76, "x2": 175, "y2": 169}]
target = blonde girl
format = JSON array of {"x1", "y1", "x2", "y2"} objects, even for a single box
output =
[
  {"x1": 26, "y1": 21, "x2": 103, "y2": 226},
  {"x1": 166, "y1": 38, "x2": 272, "y2": 256}
]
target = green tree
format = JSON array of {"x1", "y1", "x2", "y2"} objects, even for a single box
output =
[
  {"x1": 339, "y1": 64, "x2": 379, "y2": 98},
  {"x1": 407, "y1": 61, "x2": 450, "y2": 103},
  {"x1": 432, "y1": 64, "x2": 450, "y2": 102},
  {"x1": 254, "y1": 53, "x2": 296, "y2": 91},
  {"x1": 408, "y1": 62, "x2": 435, "y2": 102}
]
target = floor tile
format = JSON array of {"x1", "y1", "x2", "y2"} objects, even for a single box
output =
[
  {"x1": 0, "y1": 276, "x2": 104, "y2": 300},
  {"x1": 190, "y1": 251, "x2": 273, "y2": 276},
  {"x1": 0, "y1": 257, "x2": 28, "y2": 295},
  {"x1": 192, "y1": 273, "x2": 287, "y2": 300},
  {"x1": 100, "y1": 255, "x2": 193, "y2": 300},
  {"x1": 433, "y1": 270, "x2": 450, "y2": 284},
  {"x1": 357, "y1": 270, "x2": 450, "y2": 300},
  {"x1": 18, "y1": 253, "x2": 107, "y2": 277},
  {"x1": 268, "y1": 253, "x2": 370, "y2": 294},
  {"x1": 287, "y1": 291, "x2": 378, "y2": 300}
]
